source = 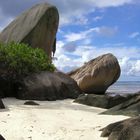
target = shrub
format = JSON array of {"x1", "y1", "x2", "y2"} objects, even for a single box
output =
[{"x1": 0, "y1": 42, "x2": 55, "y2": 77}]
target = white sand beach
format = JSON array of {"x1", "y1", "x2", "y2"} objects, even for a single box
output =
[{"x1": 0, "y1": 98, "x2": 129, "y2": 140}]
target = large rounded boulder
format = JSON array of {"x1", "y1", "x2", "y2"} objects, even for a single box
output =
[
  {"x1": 0, "y1": 3, "x2": 59, "y2": 59},
  {"x1": 0, "y1": 71, "x2": 82, "y2": 100},
  {"x1": 68, "y1": 53, "x2": 120, "y2": 94},
  {"x1": 14, "y1": 71, "x2": 82, "y2": 101}
]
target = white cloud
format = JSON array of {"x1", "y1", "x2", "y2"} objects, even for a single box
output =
[
  {"x1": 51, "y1": 0, "x2": 133, "y2": 26},
  {"x1": 0, "y1": 0, "x2": 137, "y2": 29},
  {"x1": 54, "y1": 41, "x2": 140, "y2": 78},
  {"x1": 93, "y1": 16, "x2": 103, "y2": 22},
  {"x1": 129, "y1": 32, "x2": 140, "y2": 38},
  {"x1": 73, "y1": 45, "x2": 140, "y2": 63},
  {"x1": 61, "y1": 26, "x2": 118, "y2": 55},
  {"x1": 53, "y1": 41, "x2": 82, "y2": 71},
  {"x1": 119, "y1": 58, "x2": 140, "y2": 76},
  {"x1": 65, "y1": 32, "x2": 84, "y2": 42},
  {"x1": 64, "y1": 28, "x2": 97, "y2": 42},
  {"x1": 96, "y1": 26, "x2": 118, "y2": 37},
  {"x1": 82, "y1": 38, "x2": 92, "y2": 45},
  {"x1": 128, "y1": 60, "x2": 140, "y2": 76},
  {"x1": 119, "y1": 57, "x2": 132, "y2": 75},
  {"x1": 46, "y1": 0, "x2": 135, "y2": 26},
  {"x1": 64, "y1": 26, "x2": 118, "y2": 42},
  {"x1": 90, "y1": 0, "x2": 133, "y2": 8}
]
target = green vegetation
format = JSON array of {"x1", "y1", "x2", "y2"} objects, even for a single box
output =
[{"x1": 0, "y1": 42, "x2": 55, "y2": 77}]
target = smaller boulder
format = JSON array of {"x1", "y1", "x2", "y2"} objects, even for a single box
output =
[
  {"x1": 101, "y1": 117, "x2": 140, "y2": 140},
  {"x1": 24, "y1": 101, "x2": 39, "y2": 106},
  {"x1": 68, "y1": 53, "x2": 120, "y2": 94}
]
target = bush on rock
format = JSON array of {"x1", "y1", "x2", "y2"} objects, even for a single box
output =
[{"x1": 0, "y1": 42, "x2": 55, "y2": 77}]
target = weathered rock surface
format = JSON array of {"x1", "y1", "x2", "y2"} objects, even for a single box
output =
[
  {"x1": 0, "y1": 3, "x2": 59, "y2": 59},
  {"x1": 74, "y1": 93, "x2": 137, "y2": 109},
  {"x1": 102, "y1": 93, "x2": 140, "y2": 116},
  {"x1": 0, "y1": 99, "x2": 5, "y2": 109},
  {"x1": 68, "y1": 53, "x2": 120, "y2": 94},
  {"x1": 0, "y1": 68, "x2": 82, "y2": 100},
  {"x1": 75, "y1": 94, "x2": 108, "y2": 108},
  {"x1": 14, "y1": 71, "x2": 81, "y2": 101},
  {"x1": 101, "y1": 117, "x2": 140, "y2": 140}
]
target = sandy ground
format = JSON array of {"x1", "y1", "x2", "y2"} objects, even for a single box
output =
[{"x1": 0, "y1": 98, "x2": 129, "y2": 140}]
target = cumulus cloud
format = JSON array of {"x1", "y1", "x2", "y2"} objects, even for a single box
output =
[
  {"x1": 48, "y1": 0, "x2": 138, "y2": 26},
  {"x1": 96, "y1": 26, "x2": 118, "y2": 37},
  {"x1": 64, "y1": 26, "x2": 118, "y2": 42},
  {"x1": 128, "y1": 60, "x2": 140, "y2": 76},
  {"x1": 54, "y1": 41, "x2": 140, "y2": 77},
  {"x1": 93, "y1": 16, "x2": 103, "y2": 22},
  {"x1": 0, "y1": 0, "x2": 134, "y2": 17},
  {"x1": 119, "y1": 58, "x2": 140, "y2": 76},
  {"x1": 0, "y1": 0, "x2": 138, "y2": 29},
  {"x1": 53, "y1": 41, "x2": 82, "y2": 71},
  {"x1": 90, "y1": 0, "x2": 134, "y2": 8},
  {"x1": 48, "y1": 0, "x2": 137, "y2": 25},
  {"x1": 64, "y1": 28, "x2": 96, "y2": 42}
]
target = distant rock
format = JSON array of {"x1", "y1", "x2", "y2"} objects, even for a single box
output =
[
  {"x1": 74, "y1": 93, "x2": 137, "y2": 109},
  {"x1": 0, "y1": 99, "x2": 5, "y2": 109},
  {"x1": 68, "y1": 53, "x2": 121, "y2": 94},
  {"x1": 24, "y1": 101, "x2": 39, "y2": 106},
  {"x1": 101, "y1": 117, "x2": 140, "y2": 140},
  {"x1": 102, "y1": 93, "x2": 140, "y2": 116},
  {"x1": 0, "y1": 3, "x2": 59, "y2": 59},
  {"x1": 15, "y1": 71, "x2": 81, "y2": 101}
]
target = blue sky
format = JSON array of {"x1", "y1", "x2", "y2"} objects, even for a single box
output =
[{"x1": 0, "y1": 0, "x2": 140, "y2": 81}]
